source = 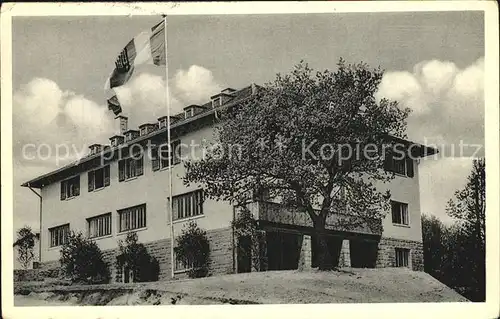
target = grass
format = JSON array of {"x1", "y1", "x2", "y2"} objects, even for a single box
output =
[{"x1": 14, "y1": 267, "x2": 469, "y2": 305}]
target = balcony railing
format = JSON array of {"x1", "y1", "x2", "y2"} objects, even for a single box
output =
[{"x1": 246, "y1": 201, "x2": 382, "y2": 236}]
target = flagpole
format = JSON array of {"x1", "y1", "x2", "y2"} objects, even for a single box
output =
[{"x1": 163, "y1": 14, "x2": 175, "y2": 279}]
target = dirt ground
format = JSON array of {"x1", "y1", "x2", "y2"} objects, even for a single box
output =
[{"x1": 14, "y1": 268, "x2": 469, "y2": 306}]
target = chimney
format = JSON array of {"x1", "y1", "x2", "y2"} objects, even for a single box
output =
[
  {"x1": 115, "y1": 115, "x2": 128, "y2": 135},
  {"x1": 251, "y1": 83, "x2": 258, "y2": 95}
]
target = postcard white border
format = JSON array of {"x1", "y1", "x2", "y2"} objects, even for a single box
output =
[{"x1": 1, "y1": 2, "x2": 499, "y2": 319}]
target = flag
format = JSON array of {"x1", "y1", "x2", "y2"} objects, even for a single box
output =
[{"x1": 105, "y1": 20, "x2": 166, "y2": 115}]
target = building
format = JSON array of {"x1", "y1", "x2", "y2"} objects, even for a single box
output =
[{"x1": 21, "y1": 84, "x2": 437, "y2": 282}]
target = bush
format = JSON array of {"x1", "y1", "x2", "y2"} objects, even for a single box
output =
[
  {"x1": 175, "y1": 222, "x2": 210, "y2": 278},
  {"x1": 115, "y1": 232, "x2": 159, "y2": 282},
  {"x1": 14, "y1": 226, "x2": 36, "y2": 269},
  {"x1": 59, "y1": 231, "x2": 110, "y2": 284}
]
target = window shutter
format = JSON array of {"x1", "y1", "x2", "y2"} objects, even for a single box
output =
[
  {"x1": 74, "y1": 176, "x2": 80, "y2": 196},
  {"x1": 406, "y1": 157, "x2": 414, "y2": 177},
  {"x1": 136, "y1": 157, "x2": 144, "y2": 176},
  {"x1": 88, "y1": 171, "x2": 95, "y2": 192},
  {"x1": 104, "y1": 165, "x2": 110, "y2": 186},
  {"x1": 173, "y1": 140, "x2": 181, "y2": 164},
  {"x1": 118, "y1": 160, "x2": 125, "y2": 181},
  {"x1": 60, "y1": 181, "x2": 67, "y2": 200},
  {"x1": 391, "y1": 201, "x2": 398, "y2": 223},
  {"x1": 151, "y1": 147, "x2": 160, "y2": 171}
]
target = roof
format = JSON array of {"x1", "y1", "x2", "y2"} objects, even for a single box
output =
[
  {"x1": 21, "y1": 84, "x2": 437, "y2": 188},
  {"x1": 386, "y1": 135, "x2": 439, "y2": 157}
]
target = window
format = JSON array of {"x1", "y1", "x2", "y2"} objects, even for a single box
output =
[
  {"x1": 395, "y1": 248, "x2": 410, "y2": 267},
  {"x1": 88, "y1": 165, "x2": 110, "y2": 191},
  {"x1": 384, "y1": 152, "x2": 414, "y2": 177},
  {"x1": 118, "y1": 155, "x2": 144, "y2": 181},
  {"x1": 212, "y1": 97, "x2": 221, "y2": 108},
  {"x1": 49, "y1": 224, "x2": 70, "y2": 247},
  {"x1": 152, "y1": 140, "x2": 181, "y2": 171},
  {"x1": 391, "y1": 201, "x2": 409, "y2": 225},
  {"x1": 60, "y1": 176, "x2": 80, "y2": 200},
  {"x1": 174, "y1": 248, "x2": 193, "y2": 272},
  {"x1": 118, "y1": 204, "x2": 146, "y2": 232},
  {"x1": 184, "y1": 108, "x2": 194, "y2": 118},
  {"x1": 158, "y1": 118, "x2": 168, "y2": 129},
  {"x1": 87, "y1": 213, "x2": 112, "y2": 238},
  {"x1": 171, "y1": 190, "x2": 204, "y2": 220}
]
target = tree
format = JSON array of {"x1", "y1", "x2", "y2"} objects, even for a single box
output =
[
  {"x1": 446, "y1": 158, "x2": 485, "y2": 301},
  {"x1": 185, "y1": 60, "x2": 410, "y2": 270},
  {"x1": 421, "y1": 214, "x2": 445, "y2": 278},
  {"x1": 175, "y1": 222, "x2": 211, "y2": 278},
  {"x1": 14, "y1": 226, "x2": 36, "y2": 269},
  {"x1": 60, "y1": 231, "x2": 110, "y2": 284}
]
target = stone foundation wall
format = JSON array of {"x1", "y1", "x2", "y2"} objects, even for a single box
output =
[
  {"x1": 376, "y1": 237, "x2": 423, "y2": 271},
  {"x1": 206, "y1": 227, "x2": 234, "y2": 275},
  {"x1": 39, "y1": 227, "x2": 235, "y2": 282}
]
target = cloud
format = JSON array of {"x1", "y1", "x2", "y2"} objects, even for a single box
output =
[
  {"x1": 114, "y1": 73, "x2": 183, "y2": 128},
  {"x1": 115, "y1": 65, "x2": 222, "y2": 128},
  {"x1": 174, "y1": 65, "x2": 223, "y2": 105},
  {"x1": 13, "y1": 65, "x2": 223, "y2": 166},
  {"x1": 419, "y1": 157, "x2": 474, "y2": 224},
  {"x1": 13, "y1": 78, "x2": 115, "y2": 164},
  {"x1": 376, "y1": 57, "x2": 485, "y2": 155}
]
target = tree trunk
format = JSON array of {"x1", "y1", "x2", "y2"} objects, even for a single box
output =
[{"x1": 313, "y1": 217, "x2": 335, "y2": 270}]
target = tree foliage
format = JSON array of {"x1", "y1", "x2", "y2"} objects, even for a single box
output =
[
  {"x1": 115, "y1": 232, "x2": 159, "y2": 282},
  {"x1": 60, "y1": 231, "x2": 109, "y2": 284},
  {"x1": 422, "y1": 158, "x2": 486, "y2": 301},
  {"x1": 185, "y1": 59, "x2": 410, "y2": 269},
  {"x1": 175, "y1": 222, "x2": 211, "y2": 278},
  {"x1": 14, "y1": 226, "x2": 36, "y2": 269}
]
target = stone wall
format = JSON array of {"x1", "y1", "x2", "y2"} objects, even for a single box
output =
[
  {"x1": 206, "y1": 227, "x2": 234, "y2": 275},
  {"x1": 376, "y1": 237, "x2": 423, "y2": 271},
  {"x1": 39, "y1": 227, "x2": 235, "y2": 282}
]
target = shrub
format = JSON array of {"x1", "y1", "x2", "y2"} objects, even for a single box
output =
[
  {"x1": 14, "y1": 226, "x2": 36, "y2": 269},
  {"x1": 59, "y1": 231, "x2": 110, "y2": 284},
  {"x1": 175, "y1": 222, "x2": 210, "y2": 278},
  {"x1": 115, "y1": 232, "x2": 159, "y2": 282}
]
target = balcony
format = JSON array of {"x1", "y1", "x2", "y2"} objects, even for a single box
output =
[{"x1": 246, "y1": 201, "x2": 382, "y2": 236}]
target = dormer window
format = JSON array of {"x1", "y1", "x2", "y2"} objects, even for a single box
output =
[
  {"x1": 158, "y1": 116, "x2": 168, "y2": 129},
  {"x1": 89, "y1": 144, "x2": 102, "y2": 155},
  {"x1": 184, "y1": 108, "x2": 194, "y2": 118},
  {"x1": 183, "y1": 105, "x2": 207, "y2": 118},
  {"x1": 123, "y1": 130, "x2": 139, "y2": 142},
  {"x1": 139, "y1": 124, "x2": 155, "y2": 136},
  {"x1": 110, "y1": 135, "x2": 125, "y2": 147},
  {"x1": 212, "y1": 97, "x2": 222, "y2": 108}
]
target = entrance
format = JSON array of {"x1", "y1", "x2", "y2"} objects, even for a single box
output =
[
  {"x1": 349, "y1": 240, "x2": 378, "y2": 268},
  {"x1": 266, "y1": 231, "x2": 301, "y2": 270},
  {"x1": 311, "y1": 235, "x2": 342, "y2": 268},
  {"x1": 237, "y1": 235, "x2": 252, "y2": 273}
]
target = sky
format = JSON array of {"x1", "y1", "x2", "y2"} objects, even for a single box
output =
[{"x1": 12, "y1": 12, "x2": 485, "y2": 233}]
